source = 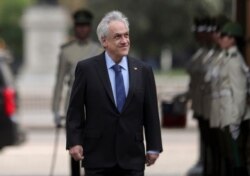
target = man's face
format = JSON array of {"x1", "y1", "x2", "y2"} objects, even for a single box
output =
[
  {"x1": 75, "y1": 24, "x2": 91, "y2": 41},
  {"x1": 102, "y1": 20, "x2": 130, "y2": 62},
  {"x1": 212, "y1": 31, "x2": 220, "y2": 44},
  {"x1": 218, "y1": 33, "x2": 235, "y2": 49}
]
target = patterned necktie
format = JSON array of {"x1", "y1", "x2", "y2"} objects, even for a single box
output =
[{"x1": 112, "y1": 64, "x2": 126, "y2": 112}]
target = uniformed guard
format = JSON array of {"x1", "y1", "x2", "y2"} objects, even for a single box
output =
[
  {"x1": 216, "y1": 22, "x2": 249, "y2": 176},
  {"x1": 186, "y1": 16, "x2": 213, "y2": 176},
  {"x1": 52, "y1": 9, "x2": 103, "y2": 176},
  {"x1": 202, "y1": 15, "x2": 230, "y2": 176}
]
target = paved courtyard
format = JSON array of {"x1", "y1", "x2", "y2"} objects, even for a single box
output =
[{"x1": 0, "y1": 125, "x2": 199, "y2": 176}]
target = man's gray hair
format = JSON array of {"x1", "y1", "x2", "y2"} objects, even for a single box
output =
[{"x1": 96, "y1": 11, "x2": 129, "y2": 43}]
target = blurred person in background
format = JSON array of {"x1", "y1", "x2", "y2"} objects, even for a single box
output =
[
  {"x1": 216, "y1": 22, "x2": 249, "y2": 176},
  {"x1": 52, "y1": 9, "x2": 103, "y2": 176},
  {"x1": 201, "y1": 15, "x2": 230, "y2": 176},
  {"x1": 0, "y1": 38, "x2": 13, "y2": 64},
  {"x1": 186, "y1": 16, "x2": 214, "y2": 176},
  {"x1": 66, "y1": 10, "x2": 162, "y2": 176}
]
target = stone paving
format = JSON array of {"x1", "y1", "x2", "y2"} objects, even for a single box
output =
[{"x1": 0, "y1": 125, "x2": 199, "y2": 176}]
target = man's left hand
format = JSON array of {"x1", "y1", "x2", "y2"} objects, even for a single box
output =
[{"x1": 145, "y1": 153, "x2": 159, "y2": 166}]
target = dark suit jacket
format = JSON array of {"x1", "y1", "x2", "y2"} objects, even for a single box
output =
[{"x1": 66, "y1": 52, "x2": 162, "y2": 170}]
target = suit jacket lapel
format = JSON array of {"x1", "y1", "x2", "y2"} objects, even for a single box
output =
[
  {"x1": 94, "y1": 53, "x2": 116, "y2": 107},
  {"x1": 122, "y1": 57, "x2": 137, "y2": 112},
  {"x1": 94, "y1": 54, "x2": 138, "y2": 113}
]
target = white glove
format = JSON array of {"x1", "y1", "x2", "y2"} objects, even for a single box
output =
[{"x1": 54, "y1": 112, "x2": 62, "y2": 127}]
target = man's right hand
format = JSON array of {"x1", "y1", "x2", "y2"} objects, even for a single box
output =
[{"x1": 69, "y1": 145, "x2": 84, "y2": 161}]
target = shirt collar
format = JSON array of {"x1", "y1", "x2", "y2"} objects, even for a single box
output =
[
  {"x1": 227, "y1": 46, "x2": 238, "y2": 55},
  {"x1": 105, "y1": 51, "x2": 128, "y2": 70},
  {"x1": 223, "y1": 46, "x2": 238, "y2": 57}
]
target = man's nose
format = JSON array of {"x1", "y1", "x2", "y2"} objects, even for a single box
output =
[{"x1": 120, "y1": 36, "x2": 128, "y2": 43}]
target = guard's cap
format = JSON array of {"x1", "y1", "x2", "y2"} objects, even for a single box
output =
[
  {"x1": 220, "y1": 22, "x2": 243, "y2": 38},
  {"x1": 73, "y1": 9, "x2": 93, "y2": 25},
  {"x1": 212, "y1": 15, "x2": 230, "y2": 32},
  {"x1": 196, "y1": 17, "x2": 211, "y2": 33}
]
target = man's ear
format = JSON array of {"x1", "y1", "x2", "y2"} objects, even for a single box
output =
[{"x1": 101, "y1": 36, "x2": 107, "y2": 48}]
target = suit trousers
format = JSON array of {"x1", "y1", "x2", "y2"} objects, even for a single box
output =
[
  {"x1": 70, "y1": 157, "x2": 81, "y2": 176},
  {"x1": 84, "y1": 164, "x2": 144, "y2": 176},
  {"x1": 221, "y1": 126, "x2": 249, "y2": 176}
]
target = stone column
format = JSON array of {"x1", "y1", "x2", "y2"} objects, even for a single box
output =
[{"x1": 18, "y1": 3, "x2": 70, "y2": 128}]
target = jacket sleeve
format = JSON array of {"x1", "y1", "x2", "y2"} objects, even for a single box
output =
[
  {"x1": 143, "y1": 65, "x2": 163, "y2": 152},
  {"x1": 66, "y1": 62, "x2": 86, "y2": 149},
  {"x1": 52, "y1": 51, "x2": 70, "y2": 114},
  {"x1": 227, "y1": 57, "x2": 247, "y2": 121}
]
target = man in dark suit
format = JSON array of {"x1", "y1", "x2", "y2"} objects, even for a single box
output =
[{"x1": 66, "y1": 10, "x2": 163, "y2": 176}]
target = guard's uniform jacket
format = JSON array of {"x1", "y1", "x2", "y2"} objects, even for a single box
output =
[
  {"x1": 201, "y1": 47, "x2": 221, "y2": 121},
  {"x1": 187, "y1": 47, "x2": 210, "y2": 118},
  {"x1": 52, "y1": 39, "x2": 103, "y2": 114},
  {"x1": 216, "y1": 46, "x2": 247, "y2": 128},
  {"x1": 205, "y1": 50, "x2": 225, "y2": 128}
]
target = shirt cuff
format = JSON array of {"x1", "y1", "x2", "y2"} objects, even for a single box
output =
[{"x1": 147, "y1": 150, "x2": 159, "y2": 154}]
